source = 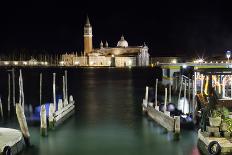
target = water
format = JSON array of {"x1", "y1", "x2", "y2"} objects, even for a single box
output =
[{"x1": 0, "y1": 68, "x2": 199, "y2": 155}]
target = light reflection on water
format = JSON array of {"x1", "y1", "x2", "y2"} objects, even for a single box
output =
[{"x1": 0, "y1": 68, "x2": 199, "y2": 155}]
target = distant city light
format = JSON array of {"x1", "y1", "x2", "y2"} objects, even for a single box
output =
[
  {"x1": 4, "y1": 61, "x2": 9, "y2": 65},
  {"x1": 44, "y1": 62, "x2": 48, "y2": 65},
  {"x1": 194, "y1": 58, "x2": 204, "y2": 63},
  {"x1": 13, "y1": 61, "x2": 18, "y2": 65},
  {"x1": 90, "y1": 61, "x2": 94, "y2": 65},
  {"x1": 74, "y1": 61, "x2": 80, "y2": 65},
  {"x1": 23, "y1": 61, "x2": 28, "y2": 65},
  {"x1": 59, "y1": 61, "x2": 64, "y2": 65},
  {"x1": 171, "y1": 59, "x2": 177, "y2": 64},
  {"x1": 128, "y1": 60, "x2": 132, "y2": 66},
  {"x1": 111, "y1": 54, "x2": 114, "y2": 58},
  {"x1": 183, "y1": 64, "x2": 187, "y2": 69}
]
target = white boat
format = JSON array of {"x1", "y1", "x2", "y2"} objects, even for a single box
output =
[{"x1": 0, "y1": 128, "x2": 24, "y2": 155}]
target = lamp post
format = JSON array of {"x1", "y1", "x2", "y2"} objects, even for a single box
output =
[{"x1": 226, "y1": 50, "x2": 231, "y2": 63}]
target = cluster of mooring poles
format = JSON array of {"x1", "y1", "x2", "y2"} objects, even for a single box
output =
[
  {"x1": 47, "y1": 70, "x2": 75, "y2": 135},
  {"x1": 177, "y1": 75, "x2": 195, "y2": 115},
  {"x1": 142, "y1": 78, "x2": 180, "y2": 140}
]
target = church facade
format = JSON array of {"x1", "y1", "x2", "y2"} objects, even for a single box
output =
[{"x1": 61, "y1": 16, "x2": 150, "y2": 67}]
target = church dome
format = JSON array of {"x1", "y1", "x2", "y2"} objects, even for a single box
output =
[{"x1": 117, "y1": 35, "x2": 128, "y2": 48}]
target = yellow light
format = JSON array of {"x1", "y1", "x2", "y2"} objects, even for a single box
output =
[
  {"x1": 204, "y1": 76, "x2": 209, "y2": 95},
  {"x1": 14, "y1": 61, "x2": 18, "y2": 65},
  {"x1": 23, "y1": 61, "x2": 27, "y2": 65}
]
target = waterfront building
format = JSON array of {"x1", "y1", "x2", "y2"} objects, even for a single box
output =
[{"x1": 61, "y1": 16, "x2": 150, "y2": 67}]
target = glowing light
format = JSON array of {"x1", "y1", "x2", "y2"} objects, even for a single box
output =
[
  {"x1": 4, "y1": 61, "x2": 9, "y2": 65},
  {"x1": 204, "y1": 76, "x2": 209, "y2": 95},
  {"x1": 128, "y1": 60, "x2": 132, "y2": 66},
  {"x1": 23, "y1": 61, "x2": 27, "y2": 65},
  {"x1": 90, "y1": 61, "x2": 94, "y2": 65},
  {"x1": 171, "y1": 59, "x2": 177, "y2": 64},
  {"x1": 74, "y1": 61, "x2": 80, "y2": 65},
  {"x1": 226, "y1": 50, "x2": 231, "y2": 59},
  {"x1": 194, "y1": 58, "x2": 204, "y2": 63},
  {"x1": 183, "y1": 64, "x2": 187, "y2": 69},
  {"x1": 59, "y1": 61, "x2": 64, "y2": 65},
  {"x1": 111, "y1": 54, "x2": 114, "y2": 58},
  {"x1": 44, "y1": 62, "x2": 48, "y2": 65},
  {"x1": 13, "y1": 61, "x2": 18, "y2": 65}
]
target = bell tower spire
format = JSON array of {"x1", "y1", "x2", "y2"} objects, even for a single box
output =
[{"x1": 84, "y1": 15, "x2": 93, "y2": 55}]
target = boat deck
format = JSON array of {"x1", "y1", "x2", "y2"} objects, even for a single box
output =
[
  {"x1": 198, "y1": 130, "x2": 232, "y2": 155},
  {"x1": 0, "y1": 128, "x2": 24, "y2": 155}
]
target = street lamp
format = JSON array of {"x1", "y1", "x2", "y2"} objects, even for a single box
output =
[{"x1": 226, "y1": 50, "x2": 231, "y2": 63}]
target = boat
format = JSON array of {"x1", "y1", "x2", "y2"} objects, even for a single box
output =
[{"x1": 0, "y1": 128, "x2": 24, "y2": 155}]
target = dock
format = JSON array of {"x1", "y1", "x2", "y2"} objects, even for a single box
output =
[
  {"x1": 51, "y1": 99, "x2": 75, "y2": 127},
  {"x1": 0, "y1": 128, "x2": 24, "y2": 155},
  {"x1": 143, "y1": 103, "x2": 180, "y2": 137}
]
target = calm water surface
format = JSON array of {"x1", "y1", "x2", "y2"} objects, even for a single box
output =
[{"x1": 0, "y1": 68, "x2": 199, "y2": 155}]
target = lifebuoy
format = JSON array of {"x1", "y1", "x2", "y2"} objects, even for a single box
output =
[
  {"x1": 207, "y1": 141, "x2": 221, "y2": 155},
  {"x1": 3, "y1": 146, "x2": 12, "y2": 155}
]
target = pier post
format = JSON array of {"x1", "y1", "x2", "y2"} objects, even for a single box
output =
[
  {"x1": 65, "y1": 70, "x2": 68, "y2": 101},
  {"x1": 155, "y1": 79, "x2": 159, "y2": 110},
  {"x1": 188, "y1": 78, "x2": 191, "y2": 113},
  {"x1": 178, "y1": 76, "x2": 183, "y2": 104},
  {"x1": 183, "y1": 78, "x2": 187, "y2": 114},
  {"x1": 53, "y1": 73, "x2": 56, "y2": 112},
  {"x1": 63, "y1": 76, "x2": 65, "y2": 101},
  {"x1": 49, "y1": 104, "x2": 55, "y2": 129},
  {"x1": 40, "y1": 73, "x2": 42, "y2": 106},
  {"x1": 174, "y1": 116, "x2": 180, "y2": 140},
  {"x1": 16, "y1": 103, "x2": 30, "y2": 146},
  {"x1": 40, "y1": 104, "x2": 47, "y2": 136},
  {"x1": 164, "y1": 88, "x2": 170, "y2": 116},
  {"x1": 0, "y1": 97, "x2": 3, "y2": 121},
  {"x1": 12, "y1": 68, "x2": 15, "y2": 107},
  {"x1": 145, "y1": 86, "x2": 149, "y2": 101},
  {"x1": 169, "y1": 83, "x2": 172, "y2": 103},
  {"x1": 8, "y1": 73, "x2": 11, "y2": 117}
]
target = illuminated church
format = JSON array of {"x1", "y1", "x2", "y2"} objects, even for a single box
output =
[{"x1": 62, "y1": 16, "x2": 150, "y2": 67}]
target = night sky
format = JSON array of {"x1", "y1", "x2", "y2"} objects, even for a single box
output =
[{"x1": 0, "y1": 1, "x2": 232, "y2": 57}]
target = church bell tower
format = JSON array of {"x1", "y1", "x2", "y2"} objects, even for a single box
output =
[{"x1": 84, "y1": 16, "x2": 93, "y2": 55}]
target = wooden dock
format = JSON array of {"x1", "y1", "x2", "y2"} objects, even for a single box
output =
[
  {"x1": 0, "y1": 128, "x2": 24, "y2": 155},
  {"x1": 49, "y1": 100, "x2": 75, "y2": 128},
  {"x1": 142, "y1": 101, "x2": 180, "y2": 138},
  {"x1": 198, "y1": 129, "x2": 232, "y2": 155}
]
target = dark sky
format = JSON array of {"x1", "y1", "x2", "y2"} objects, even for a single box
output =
[{"x1": 0, "y1": 1, "x2": 232, "y2": 56}]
